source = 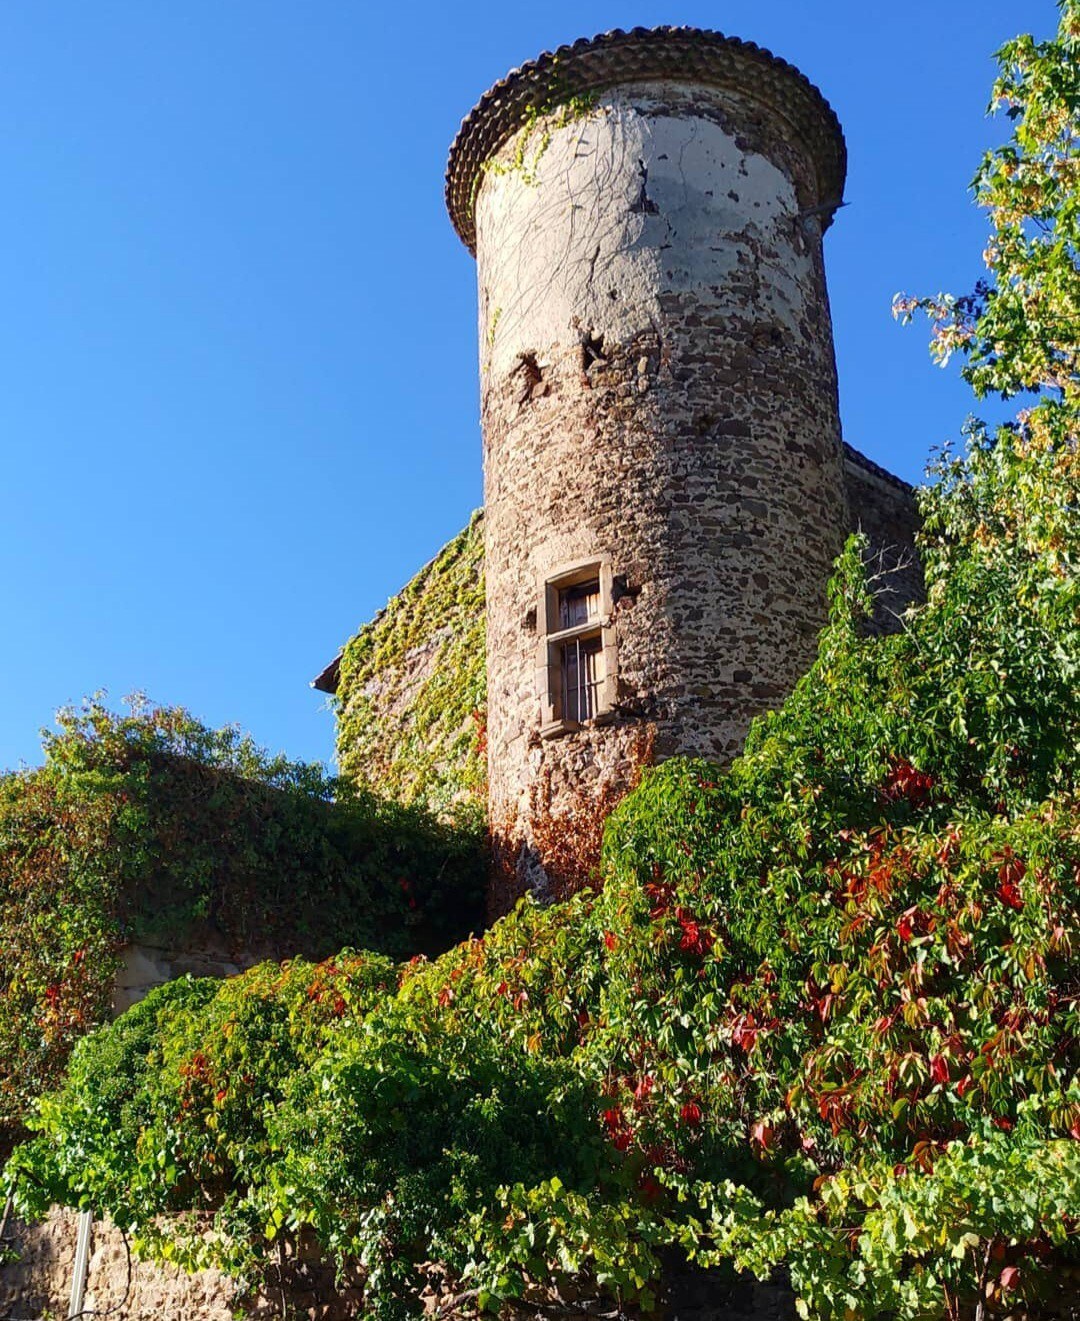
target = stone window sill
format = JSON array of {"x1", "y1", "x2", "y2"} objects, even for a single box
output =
[{"x1": 539, "y1": 710, "x2": 615, "y2": 740}]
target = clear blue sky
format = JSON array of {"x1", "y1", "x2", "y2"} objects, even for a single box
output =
[{"x1": 0, "y1": 1, "x2": 1056, "y2": 773}]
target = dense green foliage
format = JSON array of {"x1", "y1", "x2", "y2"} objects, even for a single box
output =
[
  {"x1": 11, "y1": 423, "x2": 1078, "y2": 1313},
  {"x1": 0, "y1": 699, "x2": 484, "y2": 1148},
  {"x1": 334, "y1": 511, "x2": 487, "y2": 817},
  {"x1": 6, "y1": 7, "x2": 1080, "y2": 1319}
]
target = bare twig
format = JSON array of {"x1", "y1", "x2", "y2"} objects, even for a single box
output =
[{"x1": 972, "y1": 1236, "x2": 996, "y2": 1321}]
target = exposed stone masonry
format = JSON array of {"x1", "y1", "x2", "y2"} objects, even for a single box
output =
[{"x1": 0, "y1": 1208, "x2": 365, "y2": 1320}]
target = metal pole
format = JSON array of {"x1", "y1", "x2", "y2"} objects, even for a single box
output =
[{"x1": 68, "y1": 1209, "x2": 93, "y2": 1318}]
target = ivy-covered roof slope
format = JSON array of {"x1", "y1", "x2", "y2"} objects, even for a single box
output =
[{"x1": 328, "y1": 511, "x2": 486, "y2": 818}]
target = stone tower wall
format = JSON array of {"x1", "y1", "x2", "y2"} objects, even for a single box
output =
[{"x1": 448, "y1": 32, "x2": 849, "y2": 909}]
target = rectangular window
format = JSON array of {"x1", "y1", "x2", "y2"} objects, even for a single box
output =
[
  {"x1": 561, "y1": 634, "x2": 604, "y2": 721},
  {"x1": 537, "y1": 560, "x2": 617, "y2": 735}
]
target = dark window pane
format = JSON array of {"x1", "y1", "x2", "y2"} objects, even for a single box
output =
[
  {"x1": 561, "y1": 634, "x2": 603, "y2": 721},
  {"x1": 558, "y1": 579, "x2": 600, "y2": 630}
]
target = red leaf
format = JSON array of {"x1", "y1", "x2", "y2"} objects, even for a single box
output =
[
  {"x1": 881, "y1": 760, "x2": 935, "y2": 808},
  {"x1": 731, "y1": 1015, "x2": 760, "y2": 1052},
  {"x1": 999, "y1": 1265, "x2": 1020, "y2": 1292},
  {"x1": 750, "y1": 1120, "x2": 775, "y2": 1151},
  {"x1": 679, "y1": 1101, "x2": 703, "y2": 1128},
  {"x1": 996, "y1": 879, "x2": 1024, "y2": 910},
  {"x1": 638, "y1": 1174, "x2": 662, "y2": 1203}
]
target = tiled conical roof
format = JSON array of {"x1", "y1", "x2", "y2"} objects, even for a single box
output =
[{"x1": 446, "y1": 27, "x2": 846, "y2": 253}]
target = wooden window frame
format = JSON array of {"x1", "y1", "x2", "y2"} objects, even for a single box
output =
[{"x1": 537, "y1": 558, "x2": 617, "y2": 737}]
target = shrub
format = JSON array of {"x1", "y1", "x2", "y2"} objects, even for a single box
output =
[{"x1": 0, "y1": 699, "x2": 484, "y2": 1148}]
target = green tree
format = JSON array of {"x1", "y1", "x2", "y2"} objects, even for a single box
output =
[{"x1": 895, "y1": 0, "x2": 1079, "y2": 404}]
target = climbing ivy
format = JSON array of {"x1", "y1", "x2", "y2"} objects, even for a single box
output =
[
  {"x1": 334, "y1": 512, "x2": 487, "y2": 820},
  {"x1": 11, "y1": 454, "x2": 1080, "y2": 1314},
  {"x1": 0, "y1": 697, "x2": 484, "y2": 1152},
  {"x1": 479, "y1": 91, "x2": 600, "y2": 190}
]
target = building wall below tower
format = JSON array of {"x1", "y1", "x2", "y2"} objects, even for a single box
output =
[{"x1": 842, "y1": 445, "x2": 923, "y2": 631}]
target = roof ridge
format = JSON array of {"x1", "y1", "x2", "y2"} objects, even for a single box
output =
[{"x1": 843, "y1": 442, "x2": 915, "y2": 492}]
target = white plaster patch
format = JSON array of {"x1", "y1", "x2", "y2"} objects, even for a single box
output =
[{"x1": 475, "y1": 84, "x2": 812, "y2": 378}]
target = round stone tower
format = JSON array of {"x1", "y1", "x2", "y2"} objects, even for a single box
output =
[{"x1": 446, "y1": 27, "x2": 849, "y2": 912}]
